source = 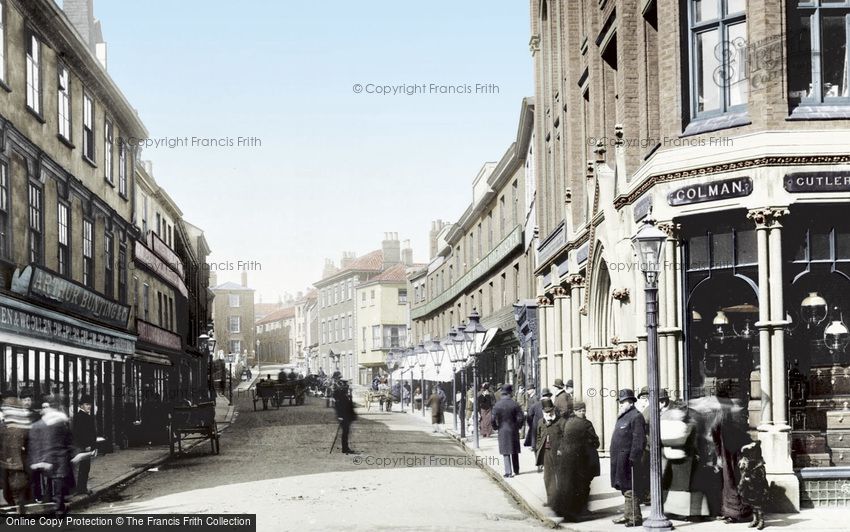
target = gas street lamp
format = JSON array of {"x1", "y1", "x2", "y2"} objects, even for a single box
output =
[
  {"x1": 631, "y1": 218, "x2": 672, "y2": 532},
  {"x1": 454, "y1": 324, "x2": 471, "y2": 439},
  {"x1": 415, "y1": 343, "x2": 428, "y2": 417},
  {"x1": 386, "y1": 350, "x2": 398, "y2": 412},
  {"x1": 444, "y1": 331, "x2": 461, "y2": 432},
  {"x1": 405, "y1": 348, "x2": 417, "y2": 414},
  {"x1": 464, "y1": 310, "x2": 487, "y2": 449}
]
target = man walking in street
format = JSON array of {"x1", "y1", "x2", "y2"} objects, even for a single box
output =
[
  {"x1": 1, "y1": 390, "x2": 32, "y2": 513},
  {"x1": 552, "y1": 378, "x2": 573, "y2": 417},
  {"x1": 71, "y1": 394, "x2": 97, "y2": 496},
  {"x1": 491, "y1": 384, "x2": 525, "y2": 478},
  {"x1": 524, "y1": 387, "x2": 551, "y2": 472},
  {"x1": 333, "y1": 381, "x2": 357, "y2": 454},
  {"x1": 610, "y1": 388, "x2": 646, "y2": 527},
  {"x1": 29, "y1": 395, "x2": 74, "y2": 515}
]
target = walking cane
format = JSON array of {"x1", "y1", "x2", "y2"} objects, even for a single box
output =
[{"x1": 329, "y1": 422, "x2": 341, "y2": 454}]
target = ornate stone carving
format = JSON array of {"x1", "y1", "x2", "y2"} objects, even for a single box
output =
[
  {"x1": 537, "y1": 295, "x2": 551, "y2": 307},
  {"x1": 587, "y1": 351, "x2": 605, "y2": 363},
  {"x1": 565, "y1": 188, "x2": 572, "y2": 204},
  {"x1": 586, "y1": 159, "x2": 595, "y2": 180},
  {"x1": 553, "y1": 286, "x2": 568, "y2": 298},
  {"x1": 610, "y1": 336, "x2": 620, "y2": 345},
  {"x1": 594, "y1": 140, "x2": 607, "y2": 163},
  {"x1": 657, "y1": 222, "x2": 681, "y2": 240},
  {"x1": 579, "y1": 304, "x2": 588, "y2": 316},
  {"x1": 614, "y1": 124, "x2": 625, "y2": 149},
  {"x1": 747, "y1": 207, "x2": 790, "y2": 229},
  {"x1": 528, "y1": 34, "x2": 540, "y2": 53},
  {"x1": 568, "y1": 275, "x2": 585, "y2": 288},
  {"x1": 611, "y1": 288, "x2": 630, "y2": 302}
]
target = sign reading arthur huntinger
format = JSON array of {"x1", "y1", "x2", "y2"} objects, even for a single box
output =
[
  {"x1": 785, "y1": 171, "x2": 850, "y2": 192},
  {"x1": 11, "y1": 265, "x2": 130, "y2": 329},
  {"x1": 667, "y1": 176, "x2": 753, "y2": 206}
]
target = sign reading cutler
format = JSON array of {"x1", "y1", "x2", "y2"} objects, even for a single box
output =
[
  {"x1": 785, "y1": 171, "x2": 850, "y2": 192},
  {"x1": 667, "y1": 176, "x2": 753, "y2": 206}
]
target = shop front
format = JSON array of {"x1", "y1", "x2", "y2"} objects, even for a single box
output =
[{"x1": 0, "y1": 265, "x2": 135, "y2": 453}]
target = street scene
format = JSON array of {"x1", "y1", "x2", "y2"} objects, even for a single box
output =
[{"x1": 4, "y1": 0, "x2": 850, "y2": 531}]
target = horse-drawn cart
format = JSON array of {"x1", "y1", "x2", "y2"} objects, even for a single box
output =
[
  {"x1": 168, "y1": 401, "x2": 220, "y2": 456},
  {"x1": 252, "y1": 379, "x2": 306, "y2": 411}
]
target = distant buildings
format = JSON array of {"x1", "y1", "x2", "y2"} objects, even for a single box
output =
[{"x1": 211, "y1": 272, "x2": 255, "y2": 364}]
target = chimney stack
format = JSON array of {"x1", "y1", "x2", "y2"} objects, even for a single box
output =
[
  {"x1": 63, "y1": 0, "x2": 108, "y2": 69},
  {"x1": 340, "y1": 251, "x2": 356, "y2": 269},
  {"x1": 209, "y1": 271, "x2": 218, "y2": 288},
  {"x1": 382, "y1": 232, "x2": 401, "y2": 268},
  {"x1": 322, "y1": 259, "x2": 338, "y2": 279},
  {"x1": 429, "y1": 220, "x2": 446, "y2": 259},
  {"x1": 402, "y1": 239, "x2": 413, "y2": 266},
  {"x1": 241, "y1": 271, "x2": 248, "y2": 288}
]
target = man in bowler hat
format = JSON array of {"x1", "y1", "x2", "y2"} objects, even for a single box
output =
[
  {"x1": 333, "y1": 381, "x2": 357, "y2": 454},
  {"x1": 491, "y1": 384, "x2": 525, "y2": 478},
  {"x1": 552, "y1": 378, "x2": 573, "y2": 417},
  {"x1": 524, "y1": 387, "x2": 552, "y2": 472},
  {"x1": 609, "y1": 388, "x2": 646, "y2": 527}
]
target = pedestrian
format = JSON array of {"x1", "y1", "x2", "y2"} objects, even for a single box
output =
[
  {"x1": 29, "y1": 394, "x2": 75, "y2": 515},
  {"x1": 737, "y1": 441, "x2": 769, "y2": 530},
  {"x1": 557, "y1": 400, "x2": 600, "y2": 521},
  {"x1": 413, "y1": 387, "x2": 423, "y2": 412},
  {"x1": 71, "y1": 394, "x2": 97, "y2": 496},
  {"x1": 535, "y1": 397, "x2": 565, "y2": 508},
  {"x1": 477, "y1": 383, "x2": 494, "y2": 438},
  {"x1": 609, "y1": 388, "x2": 646, "y2": 527},
  {"x1": 524, "y1": 387, "x2": 551, "y2": 472},
  {"x1": 333, "y1": 381, "x2": 357, "y2": 454},
  {"x1": 711, "y1": 381, "x2": 752, "y2": 523},
  {"x1": 552, "y1": 378, "x2": 573, "y2": 417},
  {"x1": 1, "y1": 390, "x2": 32, "y2": 513},
  {"x1": 660, "y1": 404, "x2": 711, "y2": 520},
  {"x1": 635, "y1": 387, "x2": 652, "y2": 506},
  {"x1": 466, "y1": 385, "x2": 475, "y2": 432},
  {"x1": 428, "y1": 388, "x2": 444, "y2": 432},
  {"x1": 491, "y1": 384, "x2": 524, "y2": 478}
]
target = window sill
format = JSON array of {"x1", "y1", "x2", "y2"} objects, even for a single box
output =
[
  {"x1": 26, "y1": 106, "x2": 46, "y2": 124},
  {"x1": 787, "y1": 105, "x2": 850, "y2": 121},
  {"x1": 681, "y1": 111, "x2": 751, "y2": 137},
  {"x1": 118, "y1": 192, "x2": 129, "y2": 201},
  {"x1": 83, "y1": 155, "x2": 97, "y2": 168},
  {"x1": 0, "y1": 79, "x2": 11, "y2": 93},
  {"x1": 57, "y1": 135, "x2": 75, "y2": 150},
  {"x1": 104, "y1": 177, "x2": 115, "y2": 188}
]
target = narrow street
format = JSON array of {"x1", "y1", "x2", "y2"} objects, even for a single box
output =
[{"x1": 83, "y1": 396, "x2": 545, "y2": 531}]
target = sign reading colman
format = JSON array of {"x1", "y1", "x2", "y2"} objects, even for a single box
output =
[{"x1": 667, "y1": 176, "x2": 753, "y2": 206}]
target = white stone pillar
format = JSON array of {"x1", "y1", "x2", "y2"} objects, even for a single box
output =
[
  {"x1": 748, "y1": 209, "x2": 773, "y2": 427},
  {"x1": 538, "y1": 296, "x2": 549, "y2": 389},
  {"x1": 570, "y1": 276, "x2": 584, "y2": 400},
  {"x1": 553, "y1": 287, "x2": 566, "y2": 381},
  {"x1": 601, "y1": 351, "x2": 619, "y2": 452},
  {"x1": 769, "y1": 213, "x2": 789, "y2": 429},
  {"x1": 545, "y1": 302, "x2": 557, "y2": 384},
  {"x1": 659, "y1": 223, "x2": 682, "y2": 400},
  {"x1": 589, "y1": 352, "x2": 605, "y2": 450},
  {"x1": 562, "y1": 286, "x2": 573, "y2": 385}
]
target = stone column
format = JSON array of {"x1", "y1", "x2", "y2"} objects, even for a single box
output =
[
  {"x1": 553, "y1": 287, "x2": 567, "y2": 381},
  {"x1": 570, "y1": 275, "x2": 584, "y2": 399},
  {"x1": 537, "y1": 296, "x2": 550, "y2": 388},
  {"x1": 659, "y1": 222, "x2": 682, "y2": 400},
  {"x1": 545, "y1": 300, "x2": 557, "y2": 384},
  {"x1": 601, "y1": 350, "x2": 620, "y2": 452},
  {"x1": 747, "y1": 208, "x2": 773, "y2": 427},
  {"x1": 558, "y1": 286, "x2": 571, "y2": 381},
  {"x1": 768, "y1": 210, "x2": 790, "y2": 429},
  {"x1": 589, "y1": 351, "x2": 605, "y2": 450}
]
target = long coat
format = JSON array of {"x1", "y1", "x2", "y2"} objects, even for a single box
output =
[
  {"x1": 524, "y1": 399, "x2": 544, "y2": 448},
  {"x1": 535, "y1": 414, "x2": 567, "y2": 510},
  {"x1": 609, "y1": 405, "x2": 647, "y2": 493},
  {"x1": 334, "y1": 389, "x2": 357, "y2": 424},
  {"x1": 428, "y1": 393, "x2": 444, "y2": 424},
  {"x1": 553, "y1": 389, "x2": 573, "y2": 417},
  {"x1": 559, "y1": 416, "x2": 601, "y2": 517},
  {"x1": 491, "y1": 394, "x2": 525, "y2": 455},
  {"x1": 72, "y1": 410, "x2": 97, "y2": 452},
  {"x1": 29, "y1": 410, "x2": 74, "y2": 484}
]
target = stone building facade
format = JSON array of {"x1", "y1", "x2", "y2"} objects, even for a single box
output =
[
  {"x1": 212, "y1": 274, "x2": 255, "y2": 364},
  {"x1": 530, "y1": 0, "x2": 850, "y2": 510}
]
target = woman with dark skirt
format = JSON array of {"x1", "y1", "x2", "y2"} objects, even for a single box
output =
[{"x1": 478, "y1": 383, "x2": 494, "y2": 438}]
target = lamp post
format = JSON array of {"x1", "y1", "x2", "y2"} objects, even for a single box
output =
[
  {"x1": 428, "y1": 340, "x2": 445, "y2": 421},
  {"x1": 386, "y1": 350, "x2": 397, "y2": 412},
  {"x1": 465, "y1": 310, "x2": 487, "y2": 449},
  {"x1": 454, "y1": 324, "x2": 470, "y2": 439},
  {"x1": 632, "y1": 218, "x2": 672, "y2": 532},
  {"x1": 415, "y1": 343, "x2": 428, "y2": 417},
  {"x1": 444, "y1": 330, "x2": 460, "y2": 431},
  {"x1": 405, "y1": 348, "x2": 416, "y2": 414}
]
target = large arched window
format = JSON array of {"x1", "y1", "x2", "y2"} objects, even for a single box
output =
[{"x1": 591, "y1": 252, "x2": 612, "y2": 347}]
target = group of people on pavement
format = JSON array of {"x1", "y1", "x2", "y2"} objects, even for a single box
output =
[
  {"x1": 1, "y1": 390, "x2": 98, "y2": 515},
  {"x1": 609, "y1": 381, "x2": 769, "y2": 529}
]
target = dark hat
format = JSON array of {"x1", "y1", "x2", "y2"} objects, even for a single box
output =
[
  {"x1": 502, "y1": 384, "x2": 513, "y2": 396},
  {"x1": 1, "y1": 389, "x2": 17, "y2": 399},
  {"x1": 553, "y1": 378, "x2": 564, "y2": 388},
  {"x1": 637, "y1": 386, "x2": 649, "y2": 398},
  {"x1": 659, "y1": 389, "x2": 670, "y2": 401},
  {"x1": 79, "y1": 394, "x2": 93, "y2": 404},
  {"x1": 541, "y1": 397, "x2": 555, "y2": 413},
  {"x1": 565, "y1": 379, "x2": 574, "y2": 388},
  {"x1": 481, "y1": 382, "x2": 489, "y2": 390},
  {"x1": 618, "y1": 388, "x2": 637, "y2": 403},
  {"x1": 19, "y1": 388, "x2": 34, "y2": 399},
  {"x1": 541, "y1": 387, "x2": 552, "y2": 397},
  {"x1": 573, "y1": 400, "x2": 587, "y2": 411}
]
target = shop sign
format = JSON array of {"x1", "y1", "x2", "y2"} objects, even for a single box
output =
[
  {"x1": 667, "y1": 176, "x2": 753, "y2": 206},
  {"x1": 148, "y1": 231, "x2": 185, "y2": 278},
  {"x1": 785, "y1": 172, "x2": 850, "y2": 193},
  {"x1": 135, "y1": 241, "x2": 189, "y2": 298},
  {"x1": 11, "y1": 265, "x2": 130, "y2": 328},
  {"x1": 137, "y1": 319, "x2": 182, "y2": 352},
  {"x1": 634, "y1": 195, "x2": 653, "y2": 222},
  {"x1": 0, "y1": 299, "x2": 135, "y2": 355}
]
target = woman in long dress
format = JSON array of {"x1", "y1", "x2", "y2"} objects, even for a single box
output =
[
  {"x1": 478, "y1": 383, "x2": 494, "y2": 438},
  {"x1": 661, "y1": 405, "x2": 711, "y2": 520}
]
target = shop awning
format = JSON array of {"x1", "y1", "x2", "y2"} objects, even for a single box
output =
[{"x1": 133, "y1": 350, "x2": 173, "y2": 366}]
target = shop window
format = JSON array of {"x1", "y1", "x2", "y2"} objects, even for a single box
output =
[{"x1": 790, "y1": 1, "x2": 850, "y2": 105}]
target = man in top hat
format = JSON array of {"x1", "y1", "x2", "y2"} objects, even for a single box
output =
[
  {"x1": 552, "y1": 378, "x2": 574, "y2": 418},
  {"x1": 71, "y1": 394, "x2": 97, "y2": 495},
  {"x1": 609, "y1": 388, "x2": 647, "y2": 527},
  {"x1": 491, "y1": 384, "x2": 525, "y2": 478}
]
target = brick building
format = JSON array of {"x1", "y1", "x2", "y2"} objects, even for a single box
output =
[{"x1": 211, "y1": 272, "x2": 255, "y2": 364}]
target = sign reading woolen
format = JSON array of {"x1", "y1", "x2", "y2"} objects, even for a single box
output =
[{"x1": 667, "y1": 176, "x2": 752, "y2": 206}]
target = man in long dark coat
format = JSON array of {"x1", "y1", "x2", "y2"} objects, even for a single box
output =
[
  {"x1": 333, "y1": 381, "x2": 357, "y2": 454},
  {"x1": 609, "y1": 388, "x2": 646, "y2": 527},
  {"x1": 524, "y1": 387, "x2": 552, "y2": 472},
  {"x1": 558, "y1": 400, "x2": 600, "y2": 520},
  {"x1": 552, "y1": 378, "x2": 573, "y2": 417},
  {"x1": 535, "y1": 397, "x2": 565, "y2": 510},
  {"x1": 29, "y1": 395, "x2": 74, "y2": 515},
  {"x1": 71, "y1": 394, "x2": 97, "y2": 496},
  {"x1": 1, "y1": 391, "x2": 32, "y2": 513},
  {"x1": 491, "y1": 384, "x2": 524, "y2": 478}
]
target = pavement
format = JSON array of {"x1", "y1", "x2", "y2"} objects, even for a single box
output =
[
  {"x1": 382, "y1": 397, "x2": 850, "y2": 531},
  {"x1": 0, "y1": 394, "x2": 236, "y2": 514}
]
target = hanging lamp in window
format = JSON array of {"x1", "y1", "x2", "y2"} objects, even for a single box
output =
[
  {"x1": 801, "y1": 292, "x2": 828, "y2": 327},
  {"x1": 713, "y1": 310, "x2": 731, "y2": 343},
  {"x1": 824, "y1": 307, "x2": 849, "y2": 353},
  {"x1": 734, "y1": 318, "x2": 756, "y2": 342}
]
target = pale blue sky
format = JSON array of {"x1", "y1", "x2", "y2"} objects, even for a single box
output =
[{"x1": 93, "y1": 0, "x2": 533, "y2": 301}]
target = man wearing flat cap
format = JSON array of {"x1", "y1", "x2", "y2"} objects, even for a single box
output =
[
  {"x1": 491, "y1": 384, "x2": 524, "y2": 478},
  {"x1": 71, "y1": 393, "x2": 97, "y2": 495},
  {"x1": 609, "y1": 388, "x2": 647, "y2": 527},
  {"x1": 552, "y1": 378, "x2": 574, "y2": 418}
]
